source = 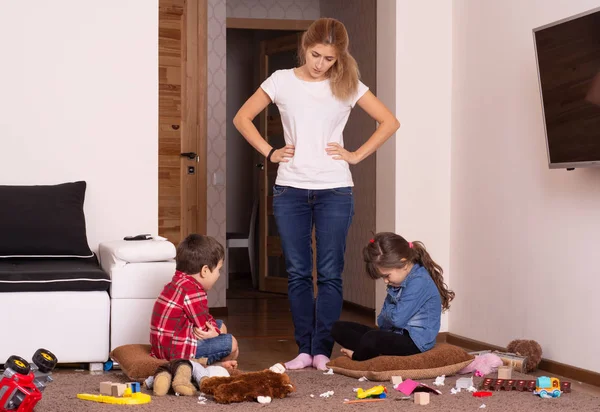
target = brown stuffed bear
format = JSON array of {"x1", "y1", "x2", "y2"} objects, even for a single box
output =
[
  {"x1": 507, "y1": 339, "x2": 542, "y2": 372},
  {"x1": 200, "y1": 364, "x2": 296, "y2": 404}
]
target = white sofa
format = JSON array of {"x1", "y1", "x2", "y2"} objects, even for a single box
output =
[
  {"x1": 0, "y1": 181, "x2": 111, "y2": 367},
  {"x1": 98, "y1": 239, "x2": 176, "y2": 351}
]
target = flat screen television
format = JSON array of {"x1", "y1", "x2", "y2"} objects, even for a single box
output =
[{"x1": 533, "y1": 7, "x2": 600, "y2": 169}]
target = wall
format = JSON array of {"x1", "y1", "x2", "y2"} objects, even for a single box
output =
[
  {"x1": 320, "y1": 0, "x2": 377, "y2": 309},
  {"x1": 207, "y1": 0, "x2": 227, "y2": 307},
  {"x1": 227, "y1": 0, "x2": 319, "y2": 19},
  {"x1": 374, "y1": 1, "x2": 453, "y2": 331},
  {"x1": 451, "y1": 0, "x2": 600, "y2": 372},
  {"x1": 0, "y1": 0, "x2": 158, "y2": 251}
]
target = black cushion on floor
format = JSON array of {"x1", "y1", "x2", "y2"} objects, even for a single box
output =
[{"x1": 0, "y1": 256, "x2": 110, "y2": 293}]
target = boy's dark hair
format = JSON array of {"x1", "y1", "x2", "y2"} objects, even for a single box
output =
[
  {"x1": 176, "y1": 234, "x2": 224, "y2": 274},
  {"x1": 363, "y1": 232, "x2": 455, "y2": 312}
]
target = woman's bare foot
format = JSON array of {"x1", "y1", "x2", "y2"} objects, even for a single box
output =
[{"x1": 340, "y1": 348, "x2": 354, "y2": 359}]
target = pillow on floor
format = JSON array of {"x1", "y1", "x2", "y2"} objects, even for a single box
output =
[
  {"x1": 326, "y1": 343, "x2": 474, "y2": 381},
  {"x1": 110, "y1": 344, "x2": 208, "y2": 382}
]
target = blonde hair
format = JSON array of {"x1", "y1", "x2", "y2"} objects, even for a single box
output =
[{"x1": 298, "y1": 18, "x2": 360, "y2": 101}]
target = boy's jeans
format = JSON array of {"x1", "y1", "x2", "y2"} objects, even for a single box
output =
[{"x1": 273, "y1": 185, "x2": 354, "y2": 357}]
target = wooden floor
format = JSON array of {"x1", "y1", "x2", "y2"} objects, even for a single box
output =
[
  {"x1": 223, "y1": 274, "x2": 600, "y2": 397},
  {"x1": 222, "y1": 275, "x2": 374, "y2": 371}
]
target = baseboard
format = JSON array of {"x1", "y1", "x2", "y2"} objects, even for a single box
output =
[{"x1": 446, "y1": 333, "x2": 600, "y2": 388}]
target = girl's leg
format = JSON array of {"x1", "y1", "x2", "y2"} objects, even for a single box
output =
[
  {"x1": 273, "y1": 186, "x2": 315, "y2": 369},
  {"x1": 331, "y1": 321, "x2": 376, "y2": 351},
  {"x1": 312, "y1": 187, "x2": 354, "y2": 370},
  {"x1": 352, "y1": 330, "x2": 421, "y2": 361}
]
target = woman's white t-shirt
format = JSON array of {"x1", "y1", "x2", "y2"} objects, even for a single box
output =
[{"x1": 260, "y1": 69, "x2": 369, "y2": 190}]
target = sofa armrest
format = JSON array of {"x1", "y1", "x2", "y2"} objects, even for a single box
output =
[{"x1": 98, "y1": 239, "x2": 176, "y2": 274}]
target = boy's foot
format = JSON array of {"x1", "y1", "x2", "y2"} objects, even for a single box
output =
[
  {"x1": 340, "y1": 348, "x2": 354, "y2": 359},
  {"x1": 284, "y1": 353, "x2": 313, "y2": 370},
  {"x1": 312, "y1": 354, "x2": 330, "y2": 371},
  {"x1": 212, "y1": 360, "x2": 238, "y2": 372}
]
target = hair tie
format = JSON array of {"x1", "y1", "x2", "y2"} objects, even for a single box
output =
[
  {"x1": 408, "y1": 242, "x2": 413, "y2": 249},
  {"x1": 369, "y1": 239, "x2": 375, "y2": 243}
]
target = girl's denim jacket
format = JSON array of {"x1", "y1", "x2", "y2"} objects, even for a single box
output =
[{"x1": 377, "y1": 263, "x2": 441, "y2": 352}]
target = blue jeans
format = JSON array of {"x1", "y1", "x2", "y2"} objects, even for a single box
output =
[
  {"x1": 273, "y1": 185, "x2": 354, "y2": 357},
  {"x1": 195, "y1": 319, "x2": 232, "y2": 364}
]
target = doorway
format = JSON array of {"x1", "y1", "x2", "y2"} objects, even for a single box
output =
[{"x1": 158, "y1": 0, "x2": 207, "y2": 246}]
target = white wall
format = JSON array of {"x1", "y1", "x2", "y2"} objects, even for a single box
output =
[
  {"x1": 375, "y1": 1, "x2": 453, "y2": 331},
  {"x1": 451, "y1": 0, "x2": 600, "y2": 372},
  {"x1": 0, "y1": 1, "x2": 158, "y2": 251}
]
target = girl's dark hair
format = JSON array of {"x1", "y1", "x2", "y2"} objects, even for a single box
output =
[
  {"x1": 298, "y1": 17, "x2": 360, "y2": 101},
  {"x1": 176, "y1": 234, "x2": 224, "y2": 274},
  {"x1": 363, "y1": 232, "x2": 455, "y2": 312}
]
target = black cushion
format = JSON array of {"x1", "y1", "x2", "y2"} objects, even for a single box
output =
[
  {"x1": 0, "y1": 256, "x2": 110, "y2": 292},
  {"x1": 0, "y1": 181, "x2": 93, "y2": 257}
]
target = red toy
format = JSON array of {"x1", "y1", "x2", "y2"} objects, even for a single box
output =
[{"x1": 0, "y1": 349, "x2": 57, "y2": 412}]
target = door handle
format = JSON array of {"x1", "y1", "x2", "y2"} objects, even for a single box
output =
[{"x1": 181, "y1": 152, "x2": 198, "y2": 161}]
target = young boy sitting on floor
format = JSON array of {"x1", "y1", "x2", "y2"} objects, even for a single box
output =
[{"x1": 150, "y1": 234, "x2": 238, "y2": 369}]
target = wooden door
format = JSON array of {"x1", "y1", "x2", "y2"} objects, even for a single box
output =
[
  {"x1": 158, "y1": 0, "x2": 207, "y2": 246},
  {"x1": 258, "y1": 33, "x2": 303, "y2": 294}
]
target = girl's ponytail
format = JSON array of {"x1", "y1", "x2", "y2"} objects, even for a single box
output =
[{"x1": 411, "y1": 242, "x2": 455, "y2": 312}]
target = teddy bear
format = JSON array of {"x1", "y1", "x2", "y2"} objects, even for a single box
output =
[
  {"x1": 145, "y1": 359, "x2": 230, "y2": 396},
  {"x1": 200, "y1": 363, "x2": 296, "y2": 404},
  {"x1": 145, "y1": 361, "x2": 295, "y2": 404},
  {"x1": 507, "y1": 339, "x2": 542, "y2": 373}
]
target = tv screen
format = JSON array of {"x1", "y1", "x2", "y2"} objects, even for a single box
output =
[{"x1": 533, "y1": 7, "x2": 600, "y2": 169}]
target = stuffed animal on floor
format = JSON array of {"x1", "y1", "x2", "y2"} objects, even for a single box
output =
[
  {"x1": 507, "y1": 339, "x2": 542, "y2": 373},
  {"x1": 145, "y1": 359, "x2": 229, "y2": 396},
  {"x1": 200, "y1": 363, "x2": 296, "y2": 404},
  {"x1": 458, "y1": 352, "x2": 504, "y2": 376}
]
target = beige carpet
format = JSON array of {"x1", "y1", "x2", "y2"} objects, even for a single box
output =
[{"x1": 35, "y1": 369, "x2": 600, "y2": 411}]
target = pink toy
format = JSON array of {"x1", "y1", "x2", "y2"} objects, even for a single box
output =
[{"x1": 458, "y1": 353, "x2": 503, "y2": 376}]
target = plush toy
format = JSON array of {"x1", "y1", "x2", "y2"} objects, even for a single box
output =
[
  {"x1": 458, "y1": 352, "x2": 504, "y2": 376},
  {"x1": 145, "y1": 359, "x2": 229, "y2": 396},
  {"x1": 146, "y1": 361, "x2": 295, "y2": 404},
  {"x1": 200, "y1": 363, "x2": 296, "y2": 404},
  {"x1": 507, "y1": 339, "x2": 542, "y2": 373}
]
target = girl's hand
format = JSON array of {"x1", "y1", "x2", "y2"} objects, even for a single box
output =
[
  {"x1": 270, "y1": 145, "x2": 295, "y2": 163},
  {"x1": 326, "y1": 143, "x2": 360, "y2": 164}
]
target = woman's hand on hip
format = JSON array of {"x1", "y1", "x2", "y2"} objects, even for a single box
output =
[
  {"x1": 270, "y1": 145, "x2": 295, "y2": 163},
  {"x1": 326, "y1": 143, "x2": 360, "y2": 165}
]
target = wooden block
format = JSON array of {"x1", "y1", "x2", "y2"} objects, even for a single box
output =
[
  {"x1": 414, "y1": 392, "x2": 430, "y2": 405},
  {"x1": 99, "y1": 381, "x2": 113, "y2": 395},
  {"x1": 391, "y1": 376, "x2": 403, "y2": 385},
  {"x1": 498, "y1": 366, "x2": 512, "y2": 380},
  {"x1": 111, "y1": 383, "x2": 127, "y2": 397}
]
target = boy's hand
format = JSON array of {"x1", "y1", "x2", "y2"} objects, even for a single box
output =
[{"x1": 193, "y1": 322, "x2": 219, "y2": 340}]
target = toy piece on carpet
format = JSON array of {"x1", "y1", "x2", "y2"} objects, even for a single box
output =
[
  {"x1": 480, "y1": 377, "x2": 570, "y2": 393},
  {"x1": 78, "y1": 382, "x2": 151, "y2": 405},
  {"x1": 414, "y1": 392, "x2": 430, "y2": 405},
  {"x1": 395, "y1": 379, "x2": 442, "y2": 396},
  {"x1": 356, "y1": 385, "x2": 387, "y2": 399},
  {"x1": 498, "y1": 366, "x2": 512, "y2": 379},
  {"x1": 0, "y1": 348, "x2": 57, "y2": 412},
  {"x1": 532, "y1": 376, "x2": 562, "y2": 399},
  {"x1": 200, "y1": 365, "x2": 296, "y2": 404}
]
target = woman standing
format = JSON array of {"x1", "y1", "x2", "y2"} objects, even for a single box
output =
[{"x1": 233, "y1": 18, "x2": 399, "y2": 370}]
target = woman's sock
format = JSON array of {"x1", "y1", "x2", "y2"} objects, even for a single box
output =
[
  {"x1": 284, "y1": 353, "x2": 313, "y2": 370},
  {"x1": 312, "y1": 354, "x2": 330, "y2": 371}
]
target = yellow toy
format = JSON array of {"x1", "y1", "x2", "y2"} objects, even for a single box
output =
[
  {"x1": 356, "y1": 385, "x2": 387, "y2": 399},
  {"x1": 77, "y1": 387, "x2": 151, "y2": 405}
]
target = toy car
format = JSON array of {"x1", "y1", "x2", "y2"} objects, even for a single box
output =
[
  {"x1": 0, "y1": 349, "x2": 58, "y2": 411},
  {"x1": 356, "y1": 385, "x2": 387, "y2": 399},
  {"x1": 533, "y1": 376, "x2": 561, "y2": 398}
]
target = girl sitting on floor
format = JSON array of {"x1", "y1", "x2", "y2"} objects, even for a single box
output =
[{"x1": 331, "y1": 232, "x2": 455, "y2": 361}]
